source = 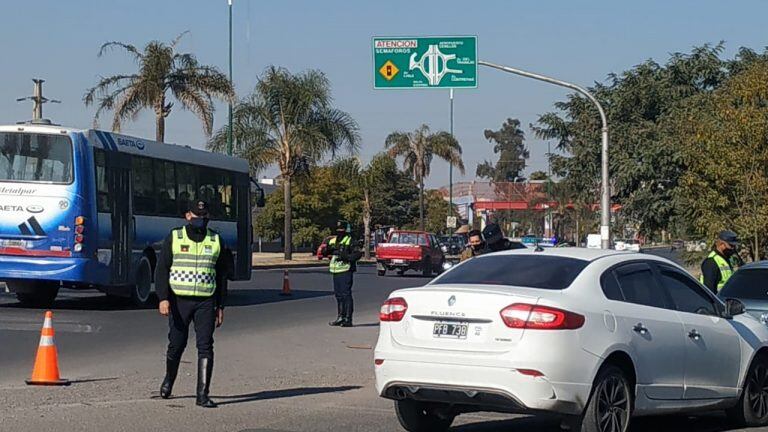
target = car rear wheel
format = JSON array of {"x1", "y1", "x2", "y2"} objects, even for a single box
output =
[
  {"x1": 727, "y1": 354, "x2": 768, "y2": 427},
  {"x1": 378, "y1": 269, "x2": 386, "y2": 276},
  {"x1": 395, "y1": 399, "x2": 454, "y2": 432},
  {"x1": 580, "y1": 365, "x2": 632, "y2": 432}
]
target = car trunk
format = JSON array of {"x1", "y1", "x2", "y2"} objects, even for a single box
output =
[
  {"x1": 377, "y1": 243, "x2": 422, "y2": 262},
  {"x1": 389, "y1": 285, "x2": 540, "y2": 353}
]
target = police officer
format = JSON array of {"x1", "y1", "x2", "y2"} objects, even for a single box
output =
[
  {"x1": 325, "y1": 221, "x2": 361, "y2": 327},
  {"x1": 156, "y1": 200, "x2": 227, "y2": 408},
  {"x1": 460, "y1": 229, "x2": 485, "y2": 262},
  {"x1": 481, "y1": 223, "x2": 517, "y2": 253},
  {"x1": 700, "y1": 230, "x2": 740, "y2": 295}
]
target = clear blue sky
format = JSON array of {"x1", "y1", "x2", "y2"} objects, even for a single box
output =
[{"x1": 2, "y1": 0, "x2": 766, "y2": 187}]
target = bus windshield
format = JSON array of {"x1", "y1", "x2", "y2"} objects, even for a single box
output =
[{"x1": 0, "y1": 132, "x2": 73, "y2": 184}]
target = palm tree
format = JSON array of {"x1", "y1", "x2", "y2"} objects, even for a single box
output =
[
  {"x1": 84, "y1": 32, "x2": 234, "y2": 142},
  {"x1": 332, "y1": 154, "x2": 390, "y2": 260},
  {"x1": 385, "y1": 124, "x2": 464, "y2": 231},
  {"x1": 209, "y1": 66, "x2": 360, "y2": 260}
]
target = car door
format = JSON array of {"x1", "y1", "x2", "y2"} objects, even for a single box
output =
[
  {"x1": 654, "y1": 264, "x2": 741, "y2": 399},
  {"x1": 610, "y1": 262, "x2": 686, "y2": 399}
]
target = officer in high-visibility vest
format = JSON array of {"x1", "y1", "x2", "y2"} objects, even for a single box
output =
[
  {"x1": 700, "y1": 230, "x2": 740, "y2": 295},
  {"x1": 324, "y1": 221, "x2": 361, "y2": 327},
  {"x1": 156, "y1": 200, "x2": 227, "y2": 408}
]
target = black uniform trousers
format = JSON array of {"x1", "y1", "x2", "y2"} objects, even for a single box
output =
[
  {"x1": 167, "y1": 295, "x2": 216, "y2": 362},
  {"x1": 333, "y1": 270, "x2": 354, "y2": 316}
]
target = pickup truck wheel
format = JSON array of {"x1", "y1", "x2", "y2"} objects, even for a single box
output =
[
  {"x1": 377, "y1": 269, "x2": 386, "y2": 276},
  {"x1": 422, "y1": 258, "x2": 432, "y2": 277},
  {"x1": 396, "y1": 269, "x2": 405, "y2": 276}
]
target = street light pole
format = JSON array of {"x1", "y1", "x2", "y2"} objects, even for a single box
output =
[
  {"x1": 449, "y1": 88, "x2": 454, "y2": 233},
  {"x1": 227, "y1": 0, "x2": 234, "y2": 156},
  {"x1": 478, "y1": 60, "x2": 611, "y2": 249}
]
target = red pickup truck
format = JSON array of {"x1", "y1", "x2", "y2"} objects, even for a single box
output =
[{"x1": 375, "y1": 230, "x2": 445, "y2": 277}]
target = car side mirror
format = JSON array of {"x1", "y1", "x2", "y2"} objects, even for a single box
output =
[{"x1": 724, "y1": 298, "x2": 746, "y2": 318}]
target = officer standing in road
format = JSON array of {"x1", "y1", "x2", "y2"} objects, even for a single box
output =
[
  {"x1": 156, "y1": 200, "x2": 227, "y2": 408},
  {"x1": 325, "y1": 221, "x2": 361, "y2": 327},
  {"x1": 460, "y1": 229, "x2": 485, "y2": 262},
  {"x1": 700, "y1": 230, "x2": 740, "y2": 295}
]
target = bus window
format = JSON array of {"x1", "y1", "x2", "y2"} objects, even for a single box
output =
[
  {"x1": 154, "y1": 160, "x2": 177, "y2": 216},
  {"x1": 197, "y1": 167, "x2": 234, "y2": 220},
  {"x1": 1, "y1": 132, "x2": 73, "y2": 183},
  {"x1": 176, "y1": 163, "x2": 197, "y2": 214},
  {"x1": 94, "y1": 149, "x2": 111, "y2": 212},
  {"x1": 133, "y1": 156, "x2": 155, "y2": 215}
]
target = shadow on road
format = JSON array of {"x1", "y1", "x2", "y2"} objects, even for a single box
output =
[
  {"x1": 0, "y1": 288, "x2": 333, "y2": 311},
  {"x1": 213, "y1": 385, "x2": 362, "y2": 406},
  {"x1": 451, "y1": 412, "x2": 736, "y2": 432}
]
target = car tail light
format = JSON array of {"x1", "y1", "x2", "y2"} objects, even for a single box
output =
[
  {"x1": 380, "y1": 297, "x2": 408, "y2": 322},
  {"x1": 75, "y1": 216, "x2": 85, "y2": 226},
  {"x1": 374, "y1": 359, "x2": 385, "y2": 366},
  {"x1": 75, "y1": 234, "x2": 85, "y2": 243},
  {"x1": 517, "y1": 368, "x2": 545, "y2": 377},
  {"x1": 75, "y1": 225, "x2": 85, "y2": 234},
  {"x1": 500, "y1": 303, "x2": 584, "y2": 330}
]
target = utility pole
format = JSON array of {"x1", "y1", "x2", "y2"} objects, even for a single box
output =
[
  {"x1": 16, "y1": 79, "x2": 60, "y2": 124},
  {"x1": 449, "y1": 88, "x2": 454, "y2": 234},
  {"x1": 478, "y1": 60, "x2": 611, "y2": 249},
  {"x1": 227, "y1": 0, "x2": 234, "y2": 156}
]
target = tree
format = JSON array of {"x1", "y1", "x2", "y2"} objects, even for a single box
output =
[
  {"x1": 84, "y1": 32, "x2": 234, "y2": 142},
  {"x1": 385, "y1": 124, "x2": 464, "y2": 231},
  {"x1": 209, "y1": 67, "x2": 360, "y2": 260},
  {"x1": 419, "y1": 190, "x2": 459, "y2": 235},
  {"x1": 529, "y1": 170, "x2": 549, "y2": 181},
  {"x1": 476, "y1": 118, "x2": 530, "y2": 182},
  {"x1": 674, "y1": 60, "x2": 768, "y2": 260},
  {"x1": 331, "y1": 154, "x2": 394, "y2": 260}
]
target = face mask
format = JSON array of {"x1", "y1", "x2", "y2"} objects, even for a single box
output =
[
  {"x1": 189, "y1": 218, "x2": 208, "y2": 229},
  {"x1": 723, "y1": 247, "x2": 735, "y2": 258}
]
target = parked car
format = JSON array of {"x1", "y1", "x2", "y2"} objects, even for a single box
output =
[
  {"x1": 625, "y1": 239, "x2": 641, "y2": 252},
  {"x1": 671, "y1": 239, "x2": 685, "y2": 251},
  {"x1": 375, "y1": 247, "x2": 768, "y2": 432},
  {"x1": 718, "y1": 261, "x2": 768, "y2": 323},
  {"x1": 376, "y1": 230, "x2": 445, "y2": 277},
  {"x1": 438, "y1": 235, "x2": 465, "y2": 256},
  {"x1": 316, "y1": 236, "x2": 334, "y2": 260}
]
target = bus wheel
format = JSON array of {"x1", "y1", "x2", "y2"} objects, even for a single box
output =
[
  {"x1": 131, "y1": 257, "x2": 153, "y2": 307},
  {"x1": 12, "y1": 282, "x2": 59, "y2": 308}
]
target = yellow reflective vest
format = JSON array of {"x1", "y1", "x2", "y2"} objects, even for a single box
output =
[
  {"x1": 329, "y1": 235, "x2": 352, "y2": 274},
  {"x1": 169, "y1": 228, "x2": 221, "y2": 297},
  {"x1": 699, "y1": 251, "x2": 733, "y2": 292}
]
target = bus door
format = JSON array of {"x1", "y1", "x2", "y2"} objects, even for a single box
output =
[{"x1": 105, "y1": 152, "x2": 133, "y2": 284}]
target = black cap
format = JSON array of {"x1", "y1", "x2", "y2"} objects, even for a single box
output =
[
  {"x1": 189, "y1": 200, "x2": 209, "y2": 217},
  {"x1": 718, "y1": 230, "x2": 739, "y2": 247},
  {"x1": 482, "y1": 223, "x2": 504, "y2": 245}
]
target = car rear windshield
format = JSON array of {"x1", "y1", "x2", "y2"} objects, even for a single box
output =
[
  {"x1": 719, "y1": 269, "x2": 768, "y2": 300},
  {"x1": 432, "y1": 255, "x2": 589, "y2": 290},
  {"x1": 0, "y1": 132, "x2": 73, "y2": 184},
  {"x1": 389, "y1": 232, "x2": 427, "y2": 245}
]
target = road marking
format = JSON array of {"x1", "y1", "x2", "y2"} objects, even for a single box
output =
[{"x1": 0, "y1": 318, "x2": 100, "y2": 333}]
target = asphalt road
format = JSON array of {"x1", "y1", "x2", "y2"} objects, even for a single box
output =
[{"x1": 0, "y1": 257, "x2": 762, "y2": 432}]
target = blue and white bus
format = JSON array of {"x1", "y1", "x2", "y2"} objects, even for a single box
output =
[{"x1": 0, "y1": 122, "x2": 259, "y2": 306}]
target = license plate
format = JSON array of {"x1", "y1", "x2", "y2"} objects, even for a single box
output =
[
  {"x1": 393, "y1": 259, "x2": 405, "y2": 264},
  {"x1": 433, "y1": 322, "x2": 468, "y2": 339}
]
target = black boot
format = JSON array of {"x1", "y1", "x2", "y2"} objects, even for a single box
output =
[
  {"x1": 341, "y1": 297, "x2": 353, "y2": 327},
  {"x1": 196, "y1": 358, "x2": 217, "y2": 408},
  {"x1": 160, "y1": 358, "x2": 180, "y2": 399},
  {"x1": 329, "y1": 299, "x2": 344, "y2": 326}
]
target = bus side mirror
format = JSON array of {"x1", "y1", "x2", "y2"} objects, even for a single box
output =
[{"x1": 250, "y1": 178, "x2": 266, "y2": 208}]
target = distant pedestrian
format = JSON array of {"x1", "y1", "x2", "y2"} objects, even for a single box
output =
[
  {"x1": 460, "y1": 229, "x2": 485, "y2": 262},
  {"x1": 324, "y1": 221, "x2": 362, "y2": 327},
  {"x1": 156, "y1": 200, "x2": 227, "y2": 408},
  {"x1": 700, "y1": 230, "x2": 740, "y2": 295}
]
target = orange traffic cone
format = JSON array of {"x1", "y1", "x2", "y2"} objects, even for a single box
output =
[
  {"x1": 280, "y1": 269, "x2": 292, "y2": 296},
  {"x1": 26, "y1": 311, "x2": 70, "y2": 386}
]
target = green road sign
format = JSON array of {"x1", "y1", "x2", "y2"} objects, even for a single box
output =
[{"x1": 373, "y1": 36, "x2": 477, "y2": 89}]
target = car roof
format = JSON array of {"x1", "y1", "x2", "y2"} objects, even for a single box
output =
[
  {"x1": 481, "y1": 246, "x2": 639, "y2": 262},
  {"x1": 738, "y1": 260, "x2": 768, "y2": 270}
]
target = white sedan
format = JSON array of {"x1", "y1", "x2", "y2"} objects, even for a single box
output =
[{"x1": 374, "y1": 248, "x2": 768, "y2": 432}]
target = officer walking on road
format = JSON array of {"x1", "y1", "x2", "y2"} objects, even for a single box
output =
[
  {"x1": 700, "y1": 230, "x2": 740, "y2": 295},
  {"x1": 156, "y1": 200, "x2": 227, "y2": 408},
  {"x1": 325, "y1": 221, "x2": 361, "y2": 327}
]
